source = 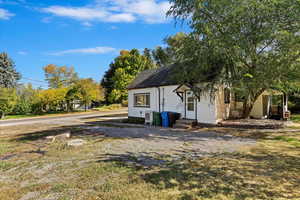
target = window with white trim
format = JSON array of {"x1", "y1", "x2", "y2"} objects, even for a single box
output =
[
  {"x1": 187, "y1": 97, "x2": 195, "y2": 111},
  {"x1": 134, "y1": 93, "x2": 150, "y2": 107}
]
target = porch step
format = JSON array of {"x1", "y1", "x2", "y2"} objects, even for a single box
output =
[{"x1": 173, "y1": 119, "x2": 197, "y2": 129}]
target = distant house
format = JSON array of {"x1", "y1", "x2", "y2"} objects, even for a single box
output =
[{"x1": 127, "y1": 66, "x2": 288, "y2": 124}]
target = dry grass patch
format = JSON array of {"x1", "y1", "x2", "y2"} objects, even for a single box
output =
[{"x1": 0, "y1": 123, "x2": 299, "y2": 199}]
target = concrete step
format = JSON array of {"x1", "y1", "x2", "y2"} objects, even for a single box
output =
[
  {"x1": 173, "y1": 124, "x2": 193, "y2": 129},
  {"x1": 176, "y1": 119, "x2": 197, "y2": 125},
  {"x1": 173, "y1": 119, "x2": 197, "y2": 129}
]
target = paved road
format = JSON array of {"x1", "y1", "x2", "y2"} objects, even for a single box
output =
[{"x1": 0, "y1": 109, "x2": 128, "y2": 127}]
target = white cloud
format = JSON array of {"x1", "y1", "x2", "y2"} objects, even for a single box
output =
[
  {"x1": 49, "y1": 46, "x2": 117, "y2": 56},
  {"x1": 18, "y1": 51, "x2": 27, "y2": 55},
  {"x1": 0, "y1": 8, "x2": 15, "y2": 20},
  {"x1": 42, "y1": 0, "x2": 170, "y2": 24},
  {"x1": 42, "y1": 6, "x2": 135, "y2": 23},
  {"x1": 104, "y1": 0, "x2": 170, "y2": 23}
]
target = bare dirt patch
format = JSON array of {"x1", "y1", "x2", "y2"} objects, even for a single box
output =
[{"x1": 0, "y1": 122, "x2": 299, "y2": 200}]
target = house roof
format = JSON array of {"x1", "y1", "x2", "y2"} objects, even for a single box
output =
[{"x1": 127, "y1": 66, "x2": 179, "y2": 90}]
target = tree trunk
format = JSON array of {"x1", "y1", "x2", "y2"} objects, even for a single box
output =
[
  {"x1": 242, "y1": 89, "x2": 265, "y2": 119},
  {"x1": 85, "y1": 103, "x2": 87, "y2": 112},
  {"x1": 66, "y1": 100, "x2": 71, "y2": 112},
  {"x1": 242, "y1": 101, "x2": 255, "y2": 119},
  {"x1": 1, "y1": 112, "x2": 5, "y2": 119}
]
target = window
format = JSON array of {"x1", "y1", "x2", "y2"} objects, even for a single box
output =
[
  {"x1": 187, "y1": 97, "x2": 195, "y2": 111},
  {"x1": 134, "y1": 93, "x2": 150, "y2": 107},
  {"x1": 224, "y1": 88, "x2": 231, "y2": 104}
]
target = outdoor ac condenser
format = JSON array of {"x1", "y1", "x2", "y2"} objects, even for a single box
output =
[{"x1": 144, "y1": 111, "x2": 153, "y2": 125}]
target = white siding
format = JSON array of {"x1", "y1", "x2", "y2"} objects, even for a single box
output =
[
  {"x1": 128, "y1": 85, "x2": 218, "y2": 124},
  {"x1": 195, "y1": 94, "x2": 218, "y2": 124},
  {"x1": 160, "y1": 85, "x2": 185, "y2": 116},
  {"x1": 128, "y1": 88, "x2": 158, "y2": 118}
]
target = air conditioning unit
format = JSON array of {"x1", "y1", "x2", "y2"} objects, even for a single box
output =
[{"x1": 145, "y1": 111, "x2": 153, "y2": 125}]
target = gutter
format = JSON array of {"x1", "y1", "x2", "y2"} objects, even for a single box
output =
[{"x1": 157, "y1": 87, "x2": 161, "y2": 112}]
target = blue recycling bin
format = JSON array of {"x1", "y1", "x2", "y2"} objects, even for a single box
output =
[{"x1": 161, "y1": 112, "x2": 170, "y2": 127}]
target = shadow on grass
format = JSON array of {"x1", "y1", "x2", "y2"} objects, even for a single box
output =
[
  {"x1": 13, "y1": 125, "x2": 108, "y2": 142},
  {"x1": 139, "y1": 150, "x2": 300, "y2": 199},
  {"x1": 5, "y1": 118, "x2": 300, "y2": 199},
  {"x1": 13, "y1": 121, "x2": 249, "y2": 144},
  {"x1": 96, "y1": 152, "x2": 174, "y2": 169}
]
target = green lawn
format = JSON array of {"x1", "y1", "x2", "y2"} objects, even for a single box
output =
[
  {"x1": 291, "y1": 114, "x2": 300, "y2": 123},
  {"x1": 93, "y1": 104, "x2": 124, "y2": 111},
  {"x1": 2, "y1": 110, "x2": 91, "y2": 120},
  {"x1": 0, "y1": 124, "x2": 299, "y2": 200},
  {"x1": 3, "y1": 114, "x2": 41, "y2": 120}
]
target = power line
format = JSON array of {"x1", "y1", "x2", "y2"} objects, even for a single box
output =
[{"x1": 21, "y1": 77, "x2": 47, "y2": 84}]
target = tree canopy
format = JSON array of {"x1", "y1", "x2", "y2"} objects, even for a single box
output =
[
  {"x1": 0, "y1": 88, "x2": 17, "y2": 118},
  {"x1": 67, "y1": 78, "x2": 104, "y2": 111},
  {"x1": 43, "y1": 64, "x2": 78, "y2": 88},
  {"x1": 168, "y1": 0, "x2": 300, "y2": 117},
  {"x1": 101, "y1": 49, "x2": 156, "y2": 104},
  {"x1": 0, "y1": 52, "x2": 20, "y2": 88},
  {"x1": 150, "y1": 32, "x2": 187, "y2": 67}
]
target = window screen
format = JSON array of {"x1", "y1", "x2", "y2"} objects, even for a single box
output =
[
  {"x1": 187, "y1": 97, "x2": 195, "y2": 111},
  {"x1": 134, "y1": 93, "x2": 150, "y2": 107}
]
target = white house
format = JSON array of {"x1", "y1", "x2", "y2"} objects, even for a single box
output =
[{"x1": 127, "y1": 66, "x2": 288, "y2": 124}]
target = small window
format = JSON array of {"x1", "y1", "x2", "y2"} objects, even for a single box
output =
[
  {"x1": 224, "y1": 88, "x2": 231, "y2": 104},
  {"x1": 134, "y1": 93, "x2": 150, "y2": 107},
  {"x1": 187, "y1": 97, "x2": 195, "y2": 111}
]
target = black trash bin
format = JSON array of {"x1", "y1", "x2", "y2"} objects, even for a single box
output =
[{"x1": 168, "y1": 112, "x2": 181, "y2": 127}]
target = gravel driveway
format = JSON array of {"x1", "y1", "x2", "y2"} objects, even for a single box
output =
[{"x1": 83, "y1": 126, "x2": 256, "y2": 166}]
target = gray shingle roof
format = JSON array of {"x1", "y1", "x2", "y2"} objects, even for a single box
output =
[{"x1": 127, "y1": 66, "x2": 179, "y2": 90}]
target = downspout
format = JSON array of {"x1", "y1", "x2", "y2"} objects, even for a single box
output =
[
  {"x1": 157, "y1": 87, "x2": 161, "y2": 112},
  {"x1": 195, "y1": 98, "x2": 198, "y2": 122},
  {"x1": 184, "y1": 91, "x2": 187, "y2": 119},
  {"x1": 162, "y1": 88, "x2": 165, "y2": 112}
]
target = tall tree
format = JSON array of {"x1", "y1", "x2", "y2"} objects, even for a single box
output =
[
  {"x1": 0, "y1": 88, "x2": 17, "y2": 119},
  {"x1": 43, "y1": 64, "x2": 78, "y2": 88},
  {"x1": 168, "y1": 0, "x2": 300, "y2": 118},
  {"x1": 151, "y1": 32, "x2": 188, "y2": 67},
  {"x1": 67, "y1": 79, "x2": 104, "y2": 111},
  {"x1": 14, "y1": 84, "x2": 36, "y2": 114},
  {"x1": 0, "y1": 52, "x2": 20, "y2": 88},
  {"x1": 101, "y1": 49, "x2": 156, "y2": 104}
]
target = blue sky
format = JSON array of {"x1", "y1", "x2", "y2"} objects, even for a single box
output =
[{"x1": 0, "y1": 0, "x2": 188, "y2": 88}]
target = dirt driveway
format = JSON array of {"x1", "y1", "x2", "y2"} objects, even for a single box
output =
[
  {"x1": 83, "y1": 126, "x2": 256, "y2": 166},
  {"x1": 0, "y1": 122, "x2": 256, "y2": 167}
]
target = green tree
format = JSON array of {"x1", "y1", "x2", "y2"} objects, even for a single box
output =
[
  {"x1": 0, "y1": 88, "x2": 17, "y2": 119},
  {"x1": 0, "y1": 52, "x2": 20, "y2": 88},
  {"x1": 168, "y1": 0, "x2": 300, "y2": 118},
  {"x1": 151, "y1": 32, "x2": 188, "y2": 67},
  {"x1": 43, "y1": 64, "x2": 78, "y2": 88},
  {"x1": 77, "y1": 79, "x2": 103, "y2": 111},
  {"x1": 14, "y1": 84, "x2": 36, "y2": 114},
  {"x1": 101, "y1": 49, "x2": 156, "y2": 104},
  {"x1": 33, "y1": 88, "x2": 68, "y2": 113}
]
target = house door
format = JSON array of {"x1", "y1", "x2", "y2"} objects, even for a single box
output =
[{"x1": 186, "y1": 91, "x2": 196, "y2": 119}]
